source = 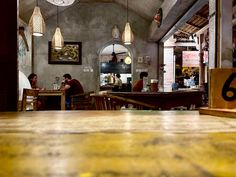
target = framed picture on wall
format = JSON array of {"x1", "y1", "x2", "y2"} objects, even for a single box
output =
[{"x1": 48, "y1": 41, "x2": 82, "y2": 65}]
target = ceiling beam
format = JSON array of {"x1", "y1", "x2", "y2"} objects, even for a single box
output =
[
  {"x1": 194, "y1": 24, "x2": 209, "y2": 36},
  {"x1": 160, "y1": 0, "x2": 208, "y2": 43},
  {"x1": 193, "y1": 14, "x2": 208, "y2": 21},
  {"x1": 149, "y1": 0, "x2": 197, "y2": 42},
  {"x1": 186, "y1": 22, "x2": 201, "y2": 29},
  {"x1": 177, "y1": 29, "x2": 191, "y2": 35}
]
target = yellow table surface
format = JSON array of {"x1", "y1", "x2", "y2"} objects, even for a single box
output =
[{"x1": 0, "y1": 110, "x2": 236, "y2": 177}]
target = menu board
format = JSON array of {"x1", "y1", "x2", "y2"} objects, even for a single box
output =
[
  {"x1": 100, "y1": 62, "x2": 131, "y2": 74},
  {"x1": 182, "y1": 51, "x2": 200, "y2": 67}
]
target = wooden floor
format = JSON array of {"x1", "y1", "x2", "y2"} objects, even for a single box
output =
[{"x1": 0, "y1": 110, "x2": 236, "y2": 177}]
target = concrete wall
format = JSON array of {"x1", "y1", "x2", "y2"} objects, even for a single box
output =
[
  {"x1": 18, "y1": 19, "x2": 32, "y2": 77},
  {"x1": 34, "y1": 2, "x2": 157, "y2": 92}
]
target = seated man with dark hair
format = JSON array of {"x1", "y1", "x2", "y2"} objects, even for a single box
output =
[
  {"x1": 132, "y1": 72, "x2": 148, "y2": 92},
  {"x1": 60, "y1": 73, "x2": 84, "y2": 109}
]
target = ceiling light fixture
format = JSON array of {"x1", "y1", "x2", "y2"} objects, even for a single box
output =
[
  {"x1": 122, "y1": 0, "x2": 134, "y2": 45},
  {"x1": 52, "y1": 6, "x2": 64, "y2": 50},
  {"x1": 112, "y1": 25, "x2": 120, "y2": 40},
  {"x1": 124, "y1": 55, "x2": 132, "y2": 64},
  {"x1": 28, "y1": 0, "x2": 45, "y2": 37},
  {"x1": 46, "y1": 0, "x2": 75, "y2": 6}
]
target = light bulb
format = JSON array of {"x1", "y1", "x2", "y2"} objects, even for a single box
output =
[{"x1": 124, "y1": 56, "x2": 132, "y2": 64}]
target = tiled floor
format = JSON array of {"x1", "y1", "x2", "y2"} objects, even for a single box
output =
[{"x1": 0, "y1": 110, "x2": 236, "y2": 177}]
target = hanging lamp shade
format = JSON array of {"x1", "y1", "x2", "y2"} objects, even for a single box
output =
[
  {"x1": 46, "y1": 0, "x2": 75, "y2": 6},
  {"x1": 122, "y1": 22, "x2": 134, "y2": 45},
  {"x1": 29, "y1": 6, "x2": 45, "y2": 36},
  {"x1": 52, "y1": 6, "x2": 64, "y2": 50},
  {"x1": 122, "y1": 0, "x2": 134, "y2": 45},
  {"x1": 52, "y1": 27, "x2": 64, "y2": 50}
]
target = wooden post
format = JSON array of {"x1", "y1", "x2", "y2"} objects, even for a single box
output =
[{"x1": 0, "y1": 1, "x2": 18, "y2": 111}]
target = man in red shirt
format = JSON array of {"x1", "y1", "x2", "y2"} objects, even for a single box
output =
[
  {"x1": 61, "y1": 73, "x2": 84, "y2": 109},
  {"x1": 132, "y1": 72, "x2": 148, "y2": 92}
]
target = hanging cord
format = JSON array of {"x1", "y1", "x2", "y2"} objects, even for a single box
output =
[
  {"x1": 36, "y1": 0, "x2": 38, "y2": 6},
  {"x1": 126, "y1": 0, "x2": 128, "y2": 22},
  {"x1": 57, "y1": 6, "x2": 59, "y2": 27}
]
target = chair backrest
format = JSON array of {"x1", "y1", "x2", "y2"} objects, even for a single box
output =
[
  {"x1": 21, "y1": 88, "x2": 39, "y2": 111},
  {"x1": 89, "y1": 94, "x2": 109, "y2": 110},
  {"x1": 91, "y1": 94, "x2": 157, "y2": 110},
  {"x1": 71, "y1": 91, "x2": 95, "y2": 110}
]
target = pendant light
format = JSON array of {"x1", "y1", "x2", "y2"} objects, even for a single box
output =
[
  {"x1": 124, "y1": 56, "x2": 132, "y2": 64},
  {"x1": 124, "y1": 52, "x2": 132, "y2": 64},
  {"x1": 122, "y1": 0, "x2": 134, "y2": 45},
  {"x1": 52, "y1": 6, "x2": 64, "y2": 50},
  {"x1": 29, "y1": 0, "x2": 45, "y2": 37}
]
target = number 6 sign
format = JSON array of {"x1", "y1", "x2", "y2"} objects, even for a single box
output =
[{"x1": 210, "y1": 69, "x2": 236, "y2": 108}]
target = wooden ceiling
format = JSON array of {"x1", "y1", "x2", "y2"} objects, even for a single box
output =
[
  {"x1": 174, "y1": 2, "x2": 236, "y2": 40},
  {"x1": 174, "y1": 4, "x2": 209, "y2": 39}
]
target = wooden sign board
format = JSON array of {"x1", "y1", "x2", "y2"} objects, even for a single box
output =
[{"x1": 209, "y1": 68, "x2": 236, "y2": 108}]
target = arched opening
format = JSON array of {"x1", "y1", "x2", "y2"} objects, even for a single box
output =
[{"x1": 98, "y1": 42, "x2": 132, "y2": 92}]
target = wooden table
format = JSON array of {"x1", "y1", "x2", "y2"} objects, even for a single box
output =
[
  {"x1": 0, "y1": 110, "x2": 236, "y2": 176},
  {"x1": 109, "y1": 90, "x2": 204, "y2": 110},
  {"x1": 38, "y1": 90, "x2": 65, "y2": 110}
]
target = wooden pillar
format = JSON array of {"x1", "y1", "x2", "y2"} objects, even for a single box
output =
[
  {"x1": 208, "y1": 0, "x2": 236, "y2": 109},
  {"x1": 158, "y1": 42, "x2": 164, "y2": 91},
  {"x1": 209, "y1": 0, "x2": 233, "y2": 68},
  {"x1": 0, "y1": 1, "x2": 18, "y2": 111},
  {"x1": 198, "y1": 34, "x2": 205, "y2": 89}
]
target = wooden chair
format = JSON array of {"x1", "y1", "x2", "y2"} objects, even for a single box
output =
[
  {"x1": 91, "y1": 94, "x2": 157, "y2": 110},
  {"x1": 90, "y1": 94, "x2": 107, "y2": 110},
  {"x1": 71, "y1": 91, "x2": 95, "y2": 110},
  {"x1": 21, "y1": 88, "x2": 39, "y2": 111}
]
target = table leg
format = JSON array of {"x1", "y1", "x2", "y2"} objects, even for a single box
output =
[{"x1": 61, "y1": 93, "x2": 66, "y2": 110}]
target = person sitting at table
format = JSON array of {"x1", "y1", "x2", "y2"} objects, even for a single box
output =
[
  {"x1": 172, "y1": 78, "x2": 180, "y2": 91},
  {"x1": 28, "y1": 73, "x2": 44, "y2": 109},
  {"x1": 112, "y1": 73, "x2": 122, "y2": 92},
  {"x1": 132, "y1": 72, "x2": 148, "y2": 92},
  {"x1": 28, "y1": 73, "x2": 44, "y2": 90},
  {"x1": 60, "y1": 73, "x2": 84, "y2": 109}
]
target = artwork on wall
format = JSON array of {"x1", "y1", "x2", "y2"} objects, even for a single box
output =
[
  {"x1": 48, "y1": 41, "x2": 82, "y2": 65},
  {"x1": 154, "y1": 8, "x2": 162, "y2": 27},
  {"x1": 137, "y1": 56, "x2": 144, "y2": 63},
  {"x1": 18, "y1": 19, "x2": 32, "y2": 76}
]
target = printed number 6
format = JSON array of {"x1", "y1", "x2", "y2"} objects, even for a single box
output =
[{"x1": 221, "y1": 72, "x2": 236, "y2": 101}]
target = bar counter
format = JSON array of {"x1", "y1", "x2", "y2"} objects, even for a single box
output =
[
  {"x1": 0, "y1": 110, "x2": 236, "y2": 177},
  {"x1": 109, "y1": 89, "x2": 204, "y2": 110}
]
